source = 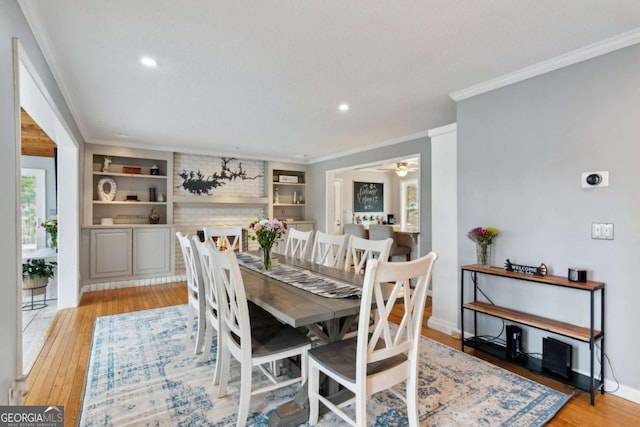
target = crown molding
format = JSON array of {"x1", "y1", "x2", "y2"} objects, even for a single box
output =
[
  {"x1": 428, "y1": 123, "x2": 457, "y2": 138},
  {"x1": 309, "y1": 130, "x2": 431, "y2": 164},
  {"x1": 450, "y1": 27, "x2": 640, "y2": 102}
]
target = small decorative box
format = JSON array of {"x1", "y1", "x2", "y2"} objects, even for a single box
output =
[
  {"x1": 123, "y1": 166, "x2": 142, "y2": 174},
  {"x1": 278, "y1": 175, "x2": 299, "y2": 183}
]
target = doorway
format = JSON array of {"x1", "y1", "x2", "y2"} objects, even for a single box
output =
[{"x1": 15, "y1": 39, "x2": 81, "y2": 380}]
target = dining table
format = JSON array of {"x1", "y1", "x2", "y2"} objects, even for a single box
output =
[{"x1": 235, "y1": 251, "x2": 398, "y2": 426}]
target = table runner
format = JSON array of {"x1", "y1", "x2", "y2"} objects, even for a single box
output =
[{"x1": 236, "y1": 252, "x2": 361, "y2": 298}]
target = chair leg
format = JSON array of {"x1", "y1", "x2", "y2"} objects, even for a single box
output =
[
  {"x1": 194, "y1": 310, "x2": 206, "y2": 354},
  {"x1": 201, "y1": 322, "x2": 213, "y2": 363},
  {"x1": 213, "y1": 332, "x2": 223, "y2": 386},
  {"x1": 355, "y1": 392, "x2": 367, "y2": 427},
  {"x1": 406, "y1": 378, "x2": 419, "y2": 427},
  {"x1": 308, "y1": 362, "x2": 319, "y2": 426},
  {"x1": 217, "y1": 341, "x2": 231, "y2": 398},
  {"x1": 236, "y1": 362, "x2": 252, "y2": 427},
  {"x1": 186, "y1": 302, "x2": 195, "y2": 338}
]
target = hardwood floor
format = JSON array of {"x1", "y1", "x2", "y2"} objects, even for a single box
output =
[{"x1": 26, "y1": 284, "x2": 639, "y2": 426}]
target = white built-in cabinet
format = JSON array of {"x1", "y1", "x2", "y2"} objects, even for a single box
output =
[
  {"x1": 82, "y1": 144, "x2": 175, "y2": 284},
  {"x1": 88, "y1": 227, "x2": 173, "y2": 280}
]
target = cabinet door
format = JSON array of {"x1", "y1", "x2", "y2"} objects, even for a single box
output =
[
  {"x1": 133, "y1": 228, "x2": 171, "y2": 275},
  {"x1": 90, "y1": 229, "x2": 132, "y2": 279}
]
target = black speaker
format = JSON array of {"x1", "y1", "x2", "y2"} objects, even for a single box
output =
[
  {"x1": 542, "y1": 337, "x2": 572, "y2": 379},
  {"x1": 506, "y1": 325, "x2": 524, "y2": 360}
]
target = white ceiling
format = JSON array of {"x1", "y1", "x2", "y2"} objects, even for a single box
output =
[{"x1": 19, "y1": 1, "x2": 640, "y2": 163}]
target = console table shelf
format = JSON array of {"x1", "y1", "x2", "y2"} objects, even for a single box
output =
[{"x1": 461, "y1": 264, "x2": 605, "y2": 405}]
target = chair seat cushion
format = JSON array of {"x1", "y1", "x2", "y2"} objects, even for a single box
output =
[
  {"x1": 308, "y1": 337, "x2": 407, "y2": 384},
  {"x1": 251, "y1": 323, "x2": 311, "y2": 357}
]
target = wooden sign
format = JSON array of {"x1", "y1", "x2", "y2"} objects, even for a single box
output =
[
  {"x1": 504, "y1": 259, "x2": 548, "y2": 276},
  {"x1": 353, "y1": 181, "x2": 383, "y2": 212}
]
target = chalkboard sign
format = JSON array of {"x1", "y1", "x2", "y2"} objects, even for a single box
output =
[{"x1": 353, "y1": 181, "x2": 383, "y2": 212}]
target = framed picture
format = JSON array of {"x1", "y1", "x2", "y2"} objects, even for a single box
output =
[{"x1": 353, "y1": 181, "x2": 383, "y2": 212}]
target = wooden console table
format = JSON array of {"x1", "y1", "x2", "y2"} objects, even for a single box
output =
[{"x1": 460, "y1": 264, "x2": 605, "y2": 405}]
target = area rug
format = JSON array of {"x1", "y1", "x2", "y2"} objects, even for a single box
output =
[{"x1": 78, "y1": 305, "x2": 571, "y2": 426}]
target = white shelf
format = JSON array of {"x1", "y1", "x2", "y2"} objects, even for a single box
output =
[
  {"x1": 173, "y1": 195, "x2": 268, "y2": 206},
  {"x1": 93, "y1": 201, "x2": 168, "y2": 205},
  {"x1": 93, "y1": 171, "x2": 167, "y2": 179},
  {"x1": 273, "y1": 203, "x2": 305, "y2": 207},
  {"x1": 273, "y1": 181, "x2": 305, "y2": 186}
]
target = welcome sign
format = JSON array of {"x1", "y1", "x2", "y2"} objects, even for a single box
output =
[{"x1": 353, "y1": 181, "x2": 383, "y2": 212}]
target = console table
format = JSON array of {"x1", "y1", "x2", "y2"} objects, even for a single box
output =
[{"x1": 460, "y1": 264, "x2": 605, "y2": 405}]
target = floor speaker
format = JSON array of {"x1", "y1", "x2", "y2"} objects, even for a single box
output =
[{"x1": 542, "y1": 337, "x2": 572, "y2": 379}]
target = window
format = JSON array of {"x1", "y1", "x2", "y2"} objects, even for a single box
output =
[
  {"x1": 400, "y1": 180, "x2": 418, "y2": 228},
  {"x1": 21, "y1": 168, "x2": 46, "y2": 256}
]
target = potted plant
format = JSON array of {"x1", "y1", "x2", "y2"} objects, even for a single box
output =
[{"x1": 22, "y1": 258, "x2": 57, "y2": 295}]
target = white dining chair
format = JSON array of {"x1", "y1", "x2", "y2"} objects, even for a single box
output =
[
  {"x1": 176, "y1": 232, "x2": 206, "y2": 354},
  {"x1": 344, "y1": 235, "x2": 392, "y2": 274},
  {"x1": 308, "y1": 252, "x2": 439, "y2": 427},
  {"x1": 204, "y1": 226, "x2": 243, "y2": 252},
  {"x1": 310, "y1": 231, "x2": 348, "y2": 269},
  {"x1": 210, "y1": 248, "x2": 311, "y2": 427},
  {"x1": 284, "y1": 228, "x2": 314, "y2": 260}
]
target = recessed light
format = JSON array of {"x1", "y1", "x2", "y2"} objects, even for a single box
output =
[
  {"x1": 338, "y1": 103, "x2": 349, "y2": 112},
  {"x1": 140, "y1": 56, "x2": 157, "y2": 67}
]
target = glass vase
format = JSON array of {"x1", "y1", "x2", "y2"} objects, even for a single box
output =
[
  {"x1": 261, "y1": 245, "x2": 272, "y2": 271},
  {"x1": 476, "y1": 243, "x2": 492, "y2": 267}
]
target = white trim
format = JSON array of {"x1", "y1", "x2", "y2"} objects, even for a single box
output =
[
  {"x1": 426, "y1": 316, "x2": 459, "y2": 337},
  {"x1": 18, "y1": 0, "x2": 89, "y2": 141},
  {"x1": 450, "y1": 28, "x2": 640, "y2": 102},
  {"x1": 427, "y1": 123, "x2": 457, "y2": 138},
  {"x1": 604, "y1": 379, "x2": 640, "y2": 405},
  {"x1": 309, "y1": 130, "x2": 431, "y2": 164}
]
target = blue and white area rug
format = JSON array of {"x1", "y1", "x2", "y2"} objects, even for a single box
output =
[{"x1": 79, "y1": 305, "x2": 571, "y2": 426}]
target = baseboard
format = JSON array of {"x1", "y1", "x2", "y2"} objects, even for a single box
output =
[
  {"x1": 427, "y1": 316, "x2": 458, "y2": 337},
  {"x1": 605, "y1": 379, "x2": 640, "y2": 404},
  {"x1": 82, "y1": 275, "x2": 186, "y2": 293}
]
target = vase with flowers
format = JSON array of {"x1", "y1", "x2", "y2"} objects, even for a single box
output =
[
  {"x1": 248, "y1": 218, "x2": 288, "y2": 270},
  {"x1": 467, "y1": 226, "x2": 499, "y2": 266},
  {"x1": 41, "y1": 219, "x2": 58, "y2": 250}
]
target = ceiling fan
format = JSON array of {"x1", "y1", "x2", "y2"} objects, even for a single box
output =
[{"x1": 376, "y1": 161, "x2": 418, "y2": 177}]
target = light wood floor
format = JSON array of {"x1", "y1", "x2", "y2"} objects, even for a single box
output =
[{"x1": 25, "y1": 283, "x2": 639, "y2": 426}]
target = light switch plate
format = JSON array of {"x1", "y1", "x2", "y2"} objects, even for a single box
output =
[{"x1": 592, "y1": 223, "x2": 614, "y2": 240}]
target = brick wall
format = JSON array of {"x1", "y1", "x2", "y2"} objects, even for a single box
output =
[{"x1": 173, "y1": 153, "x2": 266, "y2": 272}]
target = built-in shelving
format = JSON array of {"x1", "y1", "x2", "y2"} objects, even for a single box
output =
[{"x1": 271, "y1": 167, "x2": 306, "y2": 221}]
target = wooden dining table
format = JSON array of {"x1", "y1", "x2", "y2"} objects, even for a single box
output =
[{"x1": 238, "y1": 252, "x2": 397, "y2": 426}]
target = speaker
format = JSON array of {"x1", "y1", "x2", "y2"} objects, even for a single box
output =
[
  {"x1": 506, "y1": 325, "x2": 524, "y2": 360},
  {"x1": 542, "y1": 337, "x2": 572, "y2": 379}
]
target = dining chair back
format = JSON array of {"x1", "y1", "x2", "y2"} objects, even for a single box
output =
[
  {"x1": 204, "y1": 226, "x2": 243, "y2": 252},
  {"x1": 368, "y1": 224, "x2": 411, "y2": 261},
  {"x1": 192, "y1": 237, "x2": 227, "y2": 382},
  {"x1": 310, "y1": 231, "x2": 348, "y2": 269},
  {"x1": 211, "y1": 248, "x2": 312, "y2": 427},
  {"x1": 308, "y1": 252, "x2": 439, "y2": 427},
  {"x1": 344, "y1": 235, "x2": 392, "y2": 274},
  {"x1": 176, "y1": 232, "x2": 206, "y2": 354},
  {"x1": 343, "y1": 223, "x2": 367, "y2": 239},
  {"x1": 284, "y1": 228, "x2": 314, "y2": 260}
]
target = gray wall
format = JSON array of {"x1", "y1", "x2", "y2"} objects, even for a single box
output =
[
  {"x1": 458, "y1": 44, "x2": 640, "y2": 394},
  {"x1": 1, "y1": 0, "x2": 81, "y2": 402},
  {"x1": 307, "y1": 136, "x2": 432, "y2": 255}
]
